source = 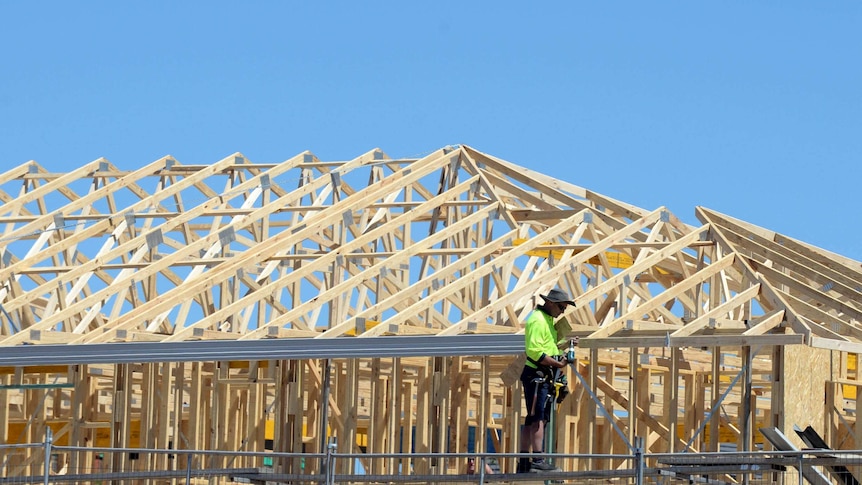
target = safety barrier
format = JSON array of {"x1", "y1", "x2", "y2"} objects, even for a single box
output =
[{"x1": 2, "y1": 433, "x2": 861, "y2": 484}]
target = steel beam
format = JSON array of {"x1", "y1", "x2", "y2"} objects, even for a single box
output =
[{"x1": 0, "y1": 335, "x2": 524, "y2": 366}]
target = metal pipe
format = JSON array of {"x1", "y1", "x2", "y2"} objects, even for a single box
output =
[
  {"x1": 0, "y1": 302, "x2": 19, "y2": 333},
  {"x1": 319, "y1": 359, "x2": 332, "y2": 476},
  {"x1": 0, "y1": 383, "x2": 75, "y2": 390},
  {"x1": 570, "y1": 364, "x2": 634, "y2": 452},
  {"x1": 326, "y1": 438, "x2": 337, "y2": 485},
  {"x1": 43, "y1": 427, "x2": 53, "y2": 485},
  {"x1": 798, "y1": 453, "x2": 804, "y2": 485},
  {"x1": 634, "y1": 436, "x2": 645, "y2": 485},
  {"x1": 742, "y1": 346, "x2": 752, "y2": 453}
]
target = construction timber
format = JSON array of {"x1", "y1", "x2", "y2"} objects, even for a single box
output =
[{"x1": 1, "y1": 145, "x2": 861, "y2": 477}]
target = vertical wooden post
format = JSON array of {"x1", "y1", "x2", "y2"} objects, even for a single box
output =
[
  {"x1": 693, "y1": 372, "x2": 706, "y2": 451},
  {"x1": 683, "y1": 373, "x2": 696, "y2": 447},
  {"x1": 139, "y1": 363, "x2": 154, "y2": 456},
  {"x1": 628, "y1": 348, "x2": 638, "y2": 446},
  {"x1": 709, "y1": 348, "x2": 721, "y2": 451},
  {"x1": 246, "y1": 364, "x2": 264, "y2": 465},
  {"x1": 111, "y1": 363, "x2": 131, "y2": 473},
  {"x1": 414, "y1": 357, "x2": 431, "y2": 474},
  {"x1": 636, "y1": 363, "x2": 652, "y2": 448},
  {"x1": 171, "y1": 361, "x2": 184, "y2": 466},
  {"x1": 211, "y1": 361, "x2": 228, "y2": 467},
  {"x1": 187, "y1": 362, "x2": 202, "y2": 450},
  {"x1": 508, "y1": 384, "x2": 522, "y2": 474},
  {"x1": 69, "y1": 364, "x2": 85, "y2": 473},
  {"x1": 339, "y1": 358, "x2": 359, "y2": 475},
  {"x1": 26, "y1": 375, "x2": 47, "y2": 476},
  {"x1": 0, "y1": 373, "x2": 8, "y2": 445},
  {"x1": 402, "y1": 378, "x2": 415, "y2": 474},
  {"x1": 585, "y1": 349, "x2": 598, "y2": 463},
  {"x1": 387, "y1": 357, "x2": 402, "y2": 474},
  {"x1": 603, "y1": 359, "x2": 618, "y2": 457},
  {"x1": 274, "y1": 360, "x2": 295, "y2": 473},
  {"x1": 368, "y1": 358, "x2": 383, "y2": 474},
  {"x1": 450, "y1": 358, "x2": 468, "y2": 467},
  {"x1": 157, "y1": 362, "x2": 173, "y2": 470},
  {"x1": 855, "y1": 357, "x2": 862, "y2": 449},
  {"x1": 479, "y1": 356, "x2": 490, "y2": 460},
  {"x1": 436, "y1": 357, "x2": 450, "y2": 472}
]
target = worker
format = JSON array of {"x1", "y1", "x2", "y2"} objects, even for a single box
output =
[
  {"x1": 517, "y1": 288, "x2": 576, "y2": 473},
  {"x1": 465, "y1": 458, "x2": 495, "y2": 475}
]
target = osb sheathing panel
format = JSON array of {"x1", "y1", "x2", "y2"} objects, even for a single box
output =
[
  {"x1": 1, "y1": 146, "x2": 862, "y2": 471},
  {"x1": 781, "y1": 345, "x2": 839, "y2": 447}
]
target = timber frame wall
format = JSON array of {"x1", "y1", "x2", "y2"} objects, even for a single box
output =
[{"x1": 1, "y1": 145, "x2": 861, "y2": 475}]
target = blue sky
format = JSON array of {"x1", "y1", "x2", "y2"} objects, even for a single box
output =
[{"x1": 2, "y1": 2, "x2": 860, "y2": 262}]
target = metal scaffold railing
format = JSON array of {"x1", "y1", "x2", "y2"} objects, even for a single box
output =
[{"x1": 3, "y1": 431, "x2": 862, "y2": 485}]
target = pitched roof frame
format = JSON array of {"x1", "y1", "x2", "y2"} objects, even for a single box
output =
[{"x1": 0, "y1": 145, "x2": 859, "y2": 355}]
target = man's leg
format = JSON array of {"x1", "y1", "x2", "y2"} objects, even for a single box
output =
[
  {"x1": 531, "y1": 420, "x2": 545, "y2": 454},
  {"x1": 528, "y1": 386, "x2": 561, "y2": 472},
  {"x1": 519, "y1": 367, "x2": 540, "y2": 473},
  {"x1": 518, "y1": 421, "x2": 537, "y2": 472},
  {"x1": 519, "y1": 422, "x2": 531, "y2": 452}
]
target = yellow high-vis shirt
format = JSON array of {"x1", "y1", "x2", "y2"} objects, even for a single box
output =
[{"x1": 524, "y1": 308, "x2": 559, "y2": 369}]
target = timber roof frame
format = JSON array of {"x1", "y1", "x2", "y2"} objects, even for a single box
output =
[{"x1": 1, "y1": 145, "x2": 861, "y2": 358}]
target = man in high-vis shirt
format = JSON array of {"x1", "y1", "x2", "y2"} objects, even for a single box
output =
[{"x1": 518, "y1": 288, "x2": 577, "y2": 473}]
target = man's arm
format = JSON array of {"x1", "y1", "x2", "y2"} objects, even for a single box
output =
[{"x1": 536, "y1": 353, "x2": 567, "y2": 369}]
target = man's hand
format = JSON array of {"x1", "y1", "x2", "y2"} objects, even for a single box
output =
[
  {"x1": 542, "y1": 354, "x2": 568, "y2": 369},
  {"x1": 554, "y1": 355, "x2": 567, "y2": 368}
]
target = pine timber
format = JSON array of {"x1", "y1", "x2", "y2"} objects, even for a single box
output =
[{"x1": 0, "y1": 146, "x2": 861, "y2": 476}]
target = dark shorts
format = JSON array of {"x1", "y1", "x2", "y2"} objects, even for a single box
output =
[{"x1": 520, "y1": 366, "x2": 552, "y2": 425}]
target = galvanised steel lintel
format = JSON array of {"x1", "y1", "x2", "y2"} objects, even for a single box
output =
[{"x1": 0, "y1": 334, "x2": 524, "y2": 366}]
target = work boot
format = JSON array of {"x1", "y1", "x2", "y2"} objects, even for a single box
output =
[{"x1": 530, "y1": 459, "x2": 562, "y2": 473}]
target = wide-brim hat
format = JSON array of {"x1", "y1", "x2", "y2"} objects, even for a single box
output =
[{"x1": 540, "y1": 288, "x2": 575, "y2": 307}]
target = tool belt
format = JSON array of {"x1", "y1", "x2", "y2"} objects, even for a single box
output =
[
  {"x1": 525, "y1": 355, "x2": 555, "y2": 382},
  {"x1": 526, "y1": 354, "x2": 570, "y2": 403}
]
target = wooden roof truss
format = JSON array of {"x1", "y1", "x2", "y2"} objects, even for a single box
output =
[{"x1": 0, "y1": 145, "x2": 860, "y2": 353}]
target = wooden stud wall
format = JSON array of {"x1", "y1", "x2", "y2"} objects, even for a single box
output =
[{"x1": 0, "y1": 347, "x2": 840, "y2": 475}]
